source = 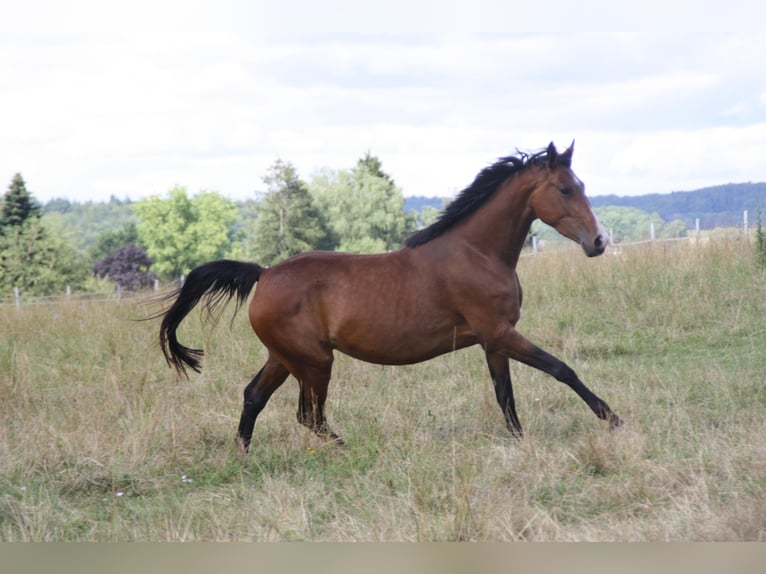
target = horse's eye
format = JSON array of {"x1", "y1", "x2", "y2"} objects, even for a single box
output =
[{"x1": 559, "y1": 187, "x2": 571, "y2": 196}]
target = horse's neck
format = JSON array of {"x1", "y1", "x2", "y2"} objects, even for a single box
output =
[{"x1": 458, "y1": 175, "x2": 536, "y2": 266}]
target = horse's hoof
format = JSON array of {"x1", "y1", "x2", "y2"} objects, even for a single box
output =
[
  {"x1": 608, "y1": 413, "x2": 624, "y2": 430},
  {"x1": 237, "y1": 435, "x2": 251, "y2": 454},
  {"x1": 329, "y1": 433, "x2": 346, "y2": 447}
]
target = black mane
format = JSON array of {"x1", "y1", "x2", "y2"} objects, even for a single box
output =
[{"x1": 405, "y1": 149, "x2": 550, "y2": 248}]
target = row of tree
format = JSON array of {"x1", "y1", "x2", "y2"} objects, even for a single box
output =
[
  {"x1": 4, "y1": 151, "x2": 713, "y2": 297},
  {"x1": 1, "y1": 153, "x2": 432, "y2": 296},
  {"x1": 590, "y1": 182, "x2": 766, "y2": 226}
]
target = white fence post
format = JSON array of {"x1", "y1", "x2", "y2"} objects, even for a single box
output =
[
  {"x1": 744, "y1": 210, "x2": 749, "y2": 238},
  {"x1": 532, "y1": 235, "x2": 538, "y2": 255},
  {"x1": 14, "y1": 286, "x2": 20, "y2": 309},
  {"x1": 650, "y1": 222, "x2": 656, "y2": 242}
]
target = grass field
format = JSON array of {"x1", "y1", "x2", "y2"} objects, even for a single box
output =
[{"x1": 1, "y1": 237, "x2": 765, "y2": 541}]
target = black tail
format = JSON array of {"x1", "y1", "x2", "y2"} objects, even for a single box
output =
[{"x1": 158, "y1": 260, "x2": 262, "y2": 377}]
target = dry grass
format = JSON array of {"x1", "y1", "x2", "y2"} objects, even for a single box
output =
[{"x1": 1, "y1": 238, "x2": 765, "y2": 540}]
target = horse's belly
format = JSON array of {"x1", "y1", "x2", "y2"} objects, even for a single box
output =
[
  {"x1": 331, "y1": 318, "x2": 477, "y2": 366},
  {"x1": 250, "y1": 250, "x2": 479, "y2": 365}
]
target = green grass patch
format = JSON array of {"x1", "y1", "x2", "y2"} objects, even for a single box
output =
[{"x1": 1, "y1": 238, "x2": 765, "y2": 540}]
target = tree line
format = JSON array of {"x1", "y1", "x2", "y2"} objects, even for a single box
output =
[
  {"x1": 1, "y1": 154, "x2": 437, "y2": 296},
  {"x1": 590, "y1": 182, "x2": 766, "y2": 227},
  {"x1": 6, "y1": 152, "x2": 750, "y2": 297}
]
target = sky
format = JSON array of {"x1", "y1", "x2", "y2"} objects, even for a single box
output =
[{"x1": 2, "y1": 1, "x2": 766, "y2": 203}]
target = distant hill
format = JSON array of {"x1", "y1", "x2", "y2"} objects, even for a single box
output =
[
  {"x1": 408, "y1": 183, "x2": 766, "y2": 228},
  {"x1": 590, "y1": 182, "x2": 766, "y2": 228},
  {"x1": 404, "y1": 195, "x2": 447, "y2": 213}
]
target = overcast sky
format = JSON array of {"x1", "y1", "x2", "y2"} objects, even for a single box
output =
[{"x1": 3, "y1": 1, "x2": 766, "y2": 203}]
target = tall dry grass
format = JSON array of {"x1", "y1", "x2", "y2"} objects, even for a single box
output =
[{"x1": 1, "y1": 237, "x2": 764, "y2": 540}]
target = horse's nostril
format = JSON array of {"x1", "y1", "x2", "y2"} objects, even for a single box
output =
[{"x1": 594, "y1": 235, "x2": 605, "y2": 251}]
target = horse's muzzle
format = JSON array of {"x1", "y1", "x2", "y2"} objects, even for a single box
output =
[{"x1": 583, "y1": 233, "x2": 607, "y2": 257}]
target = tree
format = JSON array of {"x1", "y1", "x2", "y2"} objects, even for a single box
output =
[
  {"x1": 0, "y1": 174, "x2": 89, "y2": 295},
  {"x1": 658, "y1": 219, "x2": 688, "y2": 239},
  {"x1": 91, "y1": 222, "x2": 140, "y2": 261},
  {"x1": 413, "y1": 204, "x2": 441, "y2": 232},
  {"x1": 310, "y1": 152, "x2": 415, "y2": 253},
  {"x1": 1, "y1": 173, "x2": 41, "y2": 232},
  {"x1": 42, "y1": 197, "x2": 73, "y2": 214},
  {"x1": 0, "y1": 218, "x2": 89, "y2": 296},
  {"x1": 590, "y1": 206, "x2": 666, "y2": 243},
  {"x1": 41, "y1": 196, "x2": 137, "y2": 252},
  {"x1": 134, "y1": 187, "x2": 238, "y2": 279},
  {"x1": 93, "y1": 244, "x2": 156, "y2": 291},
  {"x1": 245, "y1": 160, "x2": 335, "y2": 265}
]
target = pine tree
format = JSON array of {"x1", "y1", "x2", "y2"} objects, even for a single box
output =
[
  {"x1": 0, "y1": 173, "x2": 41, "y2": 232},
  {"x1": 357, "y1": 151, "x2": 394, "y2": 183},
  {"x1": 0, "y1": 217, "x2": 88, "y2": 296},
  {"x1": 310, "y1": 153, "x2": 415, "y2": 253},
  {"x1": 246, "y1": 160, "x2": 335, "y2": 265}
]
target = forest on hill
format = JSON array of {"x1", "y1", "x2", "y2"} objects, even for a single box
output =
[
  {"x1": 589, "y1": 182, "x2": 766, "y2": 228},
  {"x1": 411, "y1": 181, "x2": 766, "y2": 228},
  {"x1": 409, "y1": 182, "x2": 766, "y2": 243}
]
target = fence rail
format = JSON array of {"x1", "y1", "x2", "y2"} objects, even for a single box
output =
[
  {"x1": 525, "y1": 210, "x2": 755, "y2": 256},
  {"x1": 0, "y1": 279, "x2": 184, "y2": 309},
  {"x1": 0, "y1": 290, "x2": 140, "y2": 309}
]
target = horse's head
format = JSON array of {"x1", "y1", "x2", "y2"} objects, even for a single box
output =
[{"x1": 528, "y1": 141, "x2": 607, "y2": 257}]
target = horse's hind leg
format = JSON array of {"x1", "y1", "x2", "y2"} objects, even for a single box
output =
[
  {"x1": 486, "y1": 352, "x2": 523, "y2": 439},
  {"x1": 237, "y1": 358, "x2": 290, "y2": 452},
  {"x1": 294, "y1": 364, "x2": 344, "y2": 445}
]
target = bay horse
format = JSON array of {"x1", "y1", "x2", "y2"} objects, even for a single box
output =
[{"x1": 157, "y1": 142, "x2": 623, "y2": 451}]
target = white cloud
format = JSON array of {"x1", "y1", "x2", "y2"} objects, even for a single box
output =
[{"x1": 2, "y1": 4, "x2": 766, "y2": 202}]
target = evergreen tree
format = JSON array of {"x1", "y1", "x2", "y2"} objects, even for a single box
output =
[
  {"x1": 0, "y1": 174, "x2": 88, "y2": 295},
  {"x1": 357, "y1": 151, "x2": 394, "y2": 183},
  {"x1": 246, "y1": 160, "x2": 335, "y2": 265},
  {"x1": 1, "y1": 173, "x2": 41, "y2": 232},
  {"x1": 0, "y1": 218, "x2": 89, "y2": 296},
  {"x1": 311, "y1": 153, "x2": 415, "y2": 253}
]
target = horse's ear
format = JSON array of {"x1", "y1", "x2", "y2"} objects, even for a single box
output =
[
  {"x1": 559, "y1": 140, "x2": 574, "y2": 167},
  {"x1": 546, "y1": 141, "x2": 558, "y2": 169}
]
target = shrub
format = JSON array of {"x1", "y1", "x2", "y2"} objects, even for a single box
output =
[{"x1": 93, "y1": 243, "x2": 157, "y2": 291}]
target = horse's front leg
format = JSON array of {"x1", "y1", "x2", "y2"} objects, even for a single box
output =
[{"x1": 490, "y1": 326, "x2": 623, "y2": 430}]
